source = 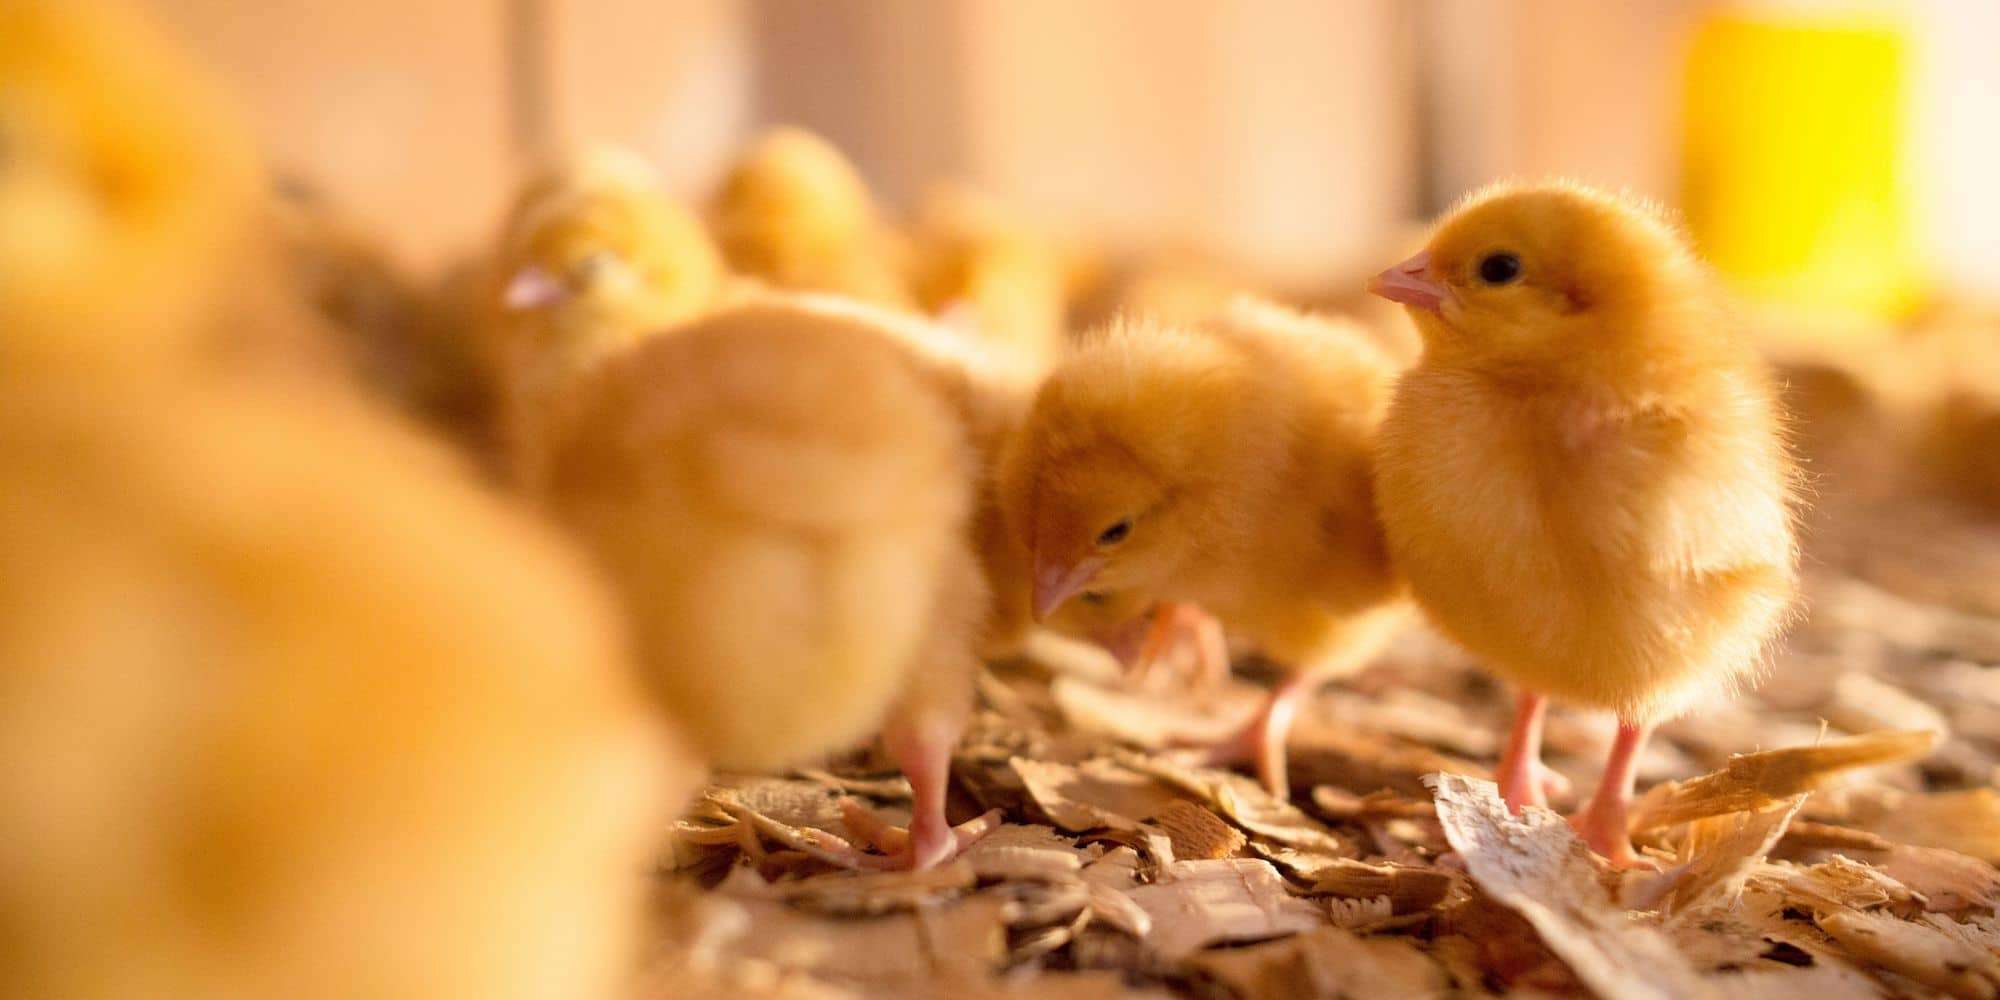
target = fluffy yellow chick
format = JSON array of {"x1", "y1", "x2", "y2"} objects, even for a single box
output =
[
  {"x1": 487, "y1": 146, "x2": 726, "y2": 487},
  {"x1": 0, "y1": 0, "x2": 259, "y2": 370},
  {"x1": 1370, "y1": 182, "x2": 1798, "y2": 867},
  {"x1": 910, "y1": 184, "x2": 1090, "y2": 370},
  {"x1": 0, "y1": 377, "x2": 675, "y2": 1000},
  {"x1": 536, "y1": 296, "x2": 1003, "y2": 868},
  {"x1": 711, "y1": 127, "x2": 913, "y2": 308},
  {"x1": 1000, "y1": 298, "x2": 1408, "y2": 796}
]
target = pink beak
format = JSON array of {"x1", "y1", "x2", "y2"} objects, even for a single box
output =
[
  {"x1": 502, "y1": 265, "x2": 571, "y2": 311},
  {"x1": 1032, "y1": 555, "x2": 1104, "y2": 622},
  {"x1": 1368, "y1": 250, "x2": 1446, "y2": 312}
]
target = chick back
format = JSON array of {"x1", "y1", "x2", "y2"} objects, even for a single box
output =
[{"x1": 541, "y1": 301, "x2": 977, "y2": 770}]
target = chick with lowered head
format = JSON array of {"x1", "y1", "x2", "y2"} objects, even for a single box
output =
[
  {"x1": 1370, "y1": 182, "x2": 1799, "y2": 867},
  {"x1": 1001, "y1": 299, "x2": 1408, "y2": 797}
]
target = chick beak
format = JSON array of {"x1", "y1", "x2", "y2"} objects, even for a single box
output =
[
  {"x1": 1367, "y1": 250, "x2": 1446, "y2": 312},
  {"x1": 502, "y1": 265, "x2": 571, "y2": 311},
  {"x1": 1032, "y1": 556, "x2": 1104, "y2": 622}
]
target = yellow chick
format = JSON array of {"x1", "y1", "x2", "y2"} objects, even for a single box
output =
[
  {"x1": 711, "y1": 127, "x2": 913, "y2": 308},
  {"x1": 1000, "y1": 298, "x2": 1408, "y2": 796},
  {"x1": 909, "y1": 184, "x2": 1089, "y2": 370},
  {"x1": 0, "y1": 0, "x2": 259, "y2": 371},
  {"x1": 1369, "y1": 182, "x2": 1799, "y2": 867},
  {"x1": 487, "y1": 146, "x2": 726, "y2": 487},
  {"x1": 535, "y1": 296, "x2": 1002, "y2": 869},
  {"x1": 0, "y1": 380, "x2": 674, "y2": 1000}
]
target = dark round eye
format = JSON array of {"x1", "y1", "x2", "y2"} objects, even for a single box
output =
[
  {"x1": 1080, "y1": 591, "x2": 1108, "y2": 606},
  {"x1": 1096, "y1": 519, "x2": 1132, "y2": 546},
  {"x1": 1478, "y1": 252, "x2": 1522, "y2": 285}
]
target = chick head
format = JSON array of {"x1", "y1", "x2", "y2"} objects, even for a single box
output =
[
  {"x1": 1004, "y1": 321, "x2": 1269, "y2": 621},
  {"x1": 497, "y1": 147, "x2": 722, "y2": 347},
  {"x1": 0, "y1": 0, "x2": 260, "y2": 366},
  {"x1": 1370, "y1": 182, "x2": 1717, "y2": 381},
  {"x1": 713, "y1": 127, "x2": 875, "y2": 254}
]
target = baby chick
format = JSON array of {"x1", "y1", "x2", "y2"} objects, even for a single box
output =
[
  {"x1": 1000, "y1": 298, "x2": 1407, "y2": 796},
  {"x1": 0, "y1": 0, "x2": 260, "y2": 371},
  {"x1": 487, "y1": 146, "x2": 726, "y2": 487},
  {"x1": 0, "y1": 379, "x2": 674, "y2": 1000},
  {"x1": 711, "y1": 127, "x2": 913, "y2": 308},
  {"x1": 1369, "y1": 182, "x2": 1798, "y2": 867},
  {"x1": 535, "y1": 296, "x2": 1001, "y2": 868},
  {"x1": 910, "y1": 184, "x2": 1090, "y2": 370}
]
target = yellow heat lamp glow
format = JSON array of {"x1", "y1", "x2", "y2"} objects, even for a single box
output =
[{"x1": 1681, "y1": 7, "x2": 1919, "y2": 324}]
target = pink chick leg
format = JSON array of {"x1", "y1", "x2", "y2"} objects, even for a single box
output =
[
  {"x1": 1205, "y1": 670, "x2": 1318, "y2": 799},
  {"x1": 1495, "y1": 692, "x2": 1572, "y2": 813},
  {"x1": 1569, "y1": 720, "x2": 1657, "y2": 870},
  {"x1": 1132, "y1": 602, "x2": 1231, "y2": 689}
]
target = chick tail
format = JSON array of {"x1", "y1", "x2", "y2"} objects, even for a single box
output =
[{"x1": 547, "y1": 304, "x2": 974, "y2": 772}]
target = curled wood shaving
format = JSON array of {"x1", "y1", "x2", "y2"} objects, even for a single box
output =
[
  {"x1": 1008, "y1": 756, "x2": 1187, "y2": 832},
  {"x1": 1629, "y1": 730, "x2": 1940, "y2": 832},
  {"x1": 1756, "y1": 855, "x2": 1928, "y2": 918},
  {"x1": 1311, "y1": 785, "x2": 1437, "y2": 821},
  {"x1": 1124, "y1": 858, "x2": 1327, "y2": 961},
  {"x1": 1860, "y1": 787, "x2": 2000, "y2": 863},
  {"x1": 1875, "y1": 846, "x2": 2000, "y2": 912},
  {"x1": 1823, "y1": 671, "x2": 1951, "y2": 740},
  {"x1": 1051, "y1": 676, "x2": 1258, "y2": 748},
  {"x1": 1147, "y1": 800, "x2": 1246, "y2": 860},
  {"x1": 1664, "y1": 797, "x2": 1806, "y2": 914},
  {"x1": 1186, "y1": 926, "x2": 1450, "y2": 1000},
  {"x1": 1427, "y1": 772, "x2": 1705, "y2": 999},
  {"x1": 1304, "y1": 857, "x2": 1455, "y2": 915},
  {"x1": 957, "y1": 824, "x2": 1086, "y2": 882},
  {"x1": 1816, "y1": 908, "x2": 2000, "y2": 999},
  {"x1": 1116, "y1": 751, "x2": 1358, "y2": 856}
]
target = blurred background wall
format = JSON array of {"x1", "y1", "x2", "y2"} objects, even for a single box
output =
[{"x1": 146, "y1": 0, "x2": 2000, "y2": 309}]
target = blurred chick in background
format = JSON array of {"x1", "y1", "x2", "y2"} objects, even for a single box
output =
[
  {"x1": 0, "y1": 0, "x2": 259, "y2": 370},
  {"x1": 534, "y1": 297, "x2": 1002, "y2": 869},
  {"x1": 0, "y1": 2, "x2": 674, "y2": 997},
  {"x1": 487, "y1": 146, "x2": 726, "y2": 488},
  {"x1": 1001, "y1": 298, "x2": 1408, "y2": 797},
  {"x1": 711, "y1": 127, "x2": 914, "y2": 309},
  {"x1": 1371, "y1": 182, "x2": 1798, "y2": 867},
  {"x1": 909, "y1": 184, "x2": 1093, "y2": 370}
]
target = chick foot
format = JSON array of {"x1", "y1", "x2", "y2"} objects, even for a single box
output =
[
  {"x1": 830, "y1": 798, "x2": 1002, "y2": 870},
  {"x1": 1568, "y1": 719, "x2": 1658, "y2": 870}
]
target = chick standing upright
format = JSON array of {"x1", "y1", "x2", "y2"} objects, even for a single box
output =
[
  {"x1": 711, "y1": 127, "x2": 913, "y2": 308},
  {"x1": 1001, "y1": 299, "x2": 1407, "y2": 796},
  {"x1": 1369, "y1": 183, "x2": 1798, "y2": 866},
  {"x1": 487, "y1": 147, "x2": 726, "y2": 487}
]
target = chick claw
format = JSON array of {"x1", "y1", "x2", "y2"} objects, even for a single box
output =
[{"x1": 824, "y1": 798, "x2": 1002, "y2": 871}]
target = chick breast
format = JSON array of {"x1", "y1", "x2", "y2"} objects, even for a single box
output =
[{"x1": 1376, "y1": 365, "x2": 1798, "y2": 721}]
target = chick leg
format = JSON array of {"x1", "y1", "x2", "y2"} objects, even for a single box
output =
[
  {"x1": 1132, "y1": 602, "x2": 1230, "y2": 689},
  {"x1": 1495, "y1": 692, "x2": 1572, "y2": 813},
  {"x1": 1205, "y1": 670, "x2": 1318, "y2": 799},
  {"x1": 884, "y1": 713, "x2": 995, "y2": 870},
  {"x1": 1569, "y1": 720, "x2": 1656, "y2": 869}
]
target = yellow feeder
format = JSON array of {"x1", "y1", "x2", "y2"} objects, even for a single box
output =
[{"x1": 1681, "y1": 6, "x2": 1919, "y2": 323}]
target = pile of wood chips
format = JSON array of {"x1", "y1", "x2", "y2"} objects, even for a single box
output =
[{"x1": 645, "y1": 412, "x2": 2000, "y2": 997}]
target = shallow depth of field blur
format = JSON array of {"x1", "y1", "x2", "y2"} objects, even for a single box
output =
[{"x1": 14, "y1": 1, "x2": 2000, "y2": 997}]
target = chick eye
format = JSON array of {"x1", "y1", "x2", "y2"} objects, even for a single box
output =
[
  {"x1": 1080, "y1": 591, "x2": 1108, "y2": 606},
  {"x1": 1096, "y1": 519, "x2": 1132, "y2": 546},
  {"x1": 1478, "y1": 252, "x2": 1522, "y2": 285}
]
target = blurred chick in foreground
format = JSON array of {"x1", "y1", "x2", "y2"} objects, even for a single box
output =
[
  {"x1": 0, "y1": 3, "x2": 673, "y2": 997},
  {"x1": 0, "y1": 0, "x2": 258, "y2": 369},
  {"x1": 1370, "y1": 182, "x2": 1798, "y2": 867},
  {"x1": 536, "y1": 297, "x2": 1003, "y2": 869},
  {"x1": 711, "y1": 127, "x2": 913, "y2": 308},
  {"x1": 487, "y1": 146, "x2": 726, "y2": 487},
  {"x1": 0, "y1": 382, "x2": 674, "y2": 1000},
  {"x1": 1001, "y1": 299, "x2": 1408, "y2": 797},
  {"x1": 910, "y1": 184, "x2": 1091, "y2": 370}
]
